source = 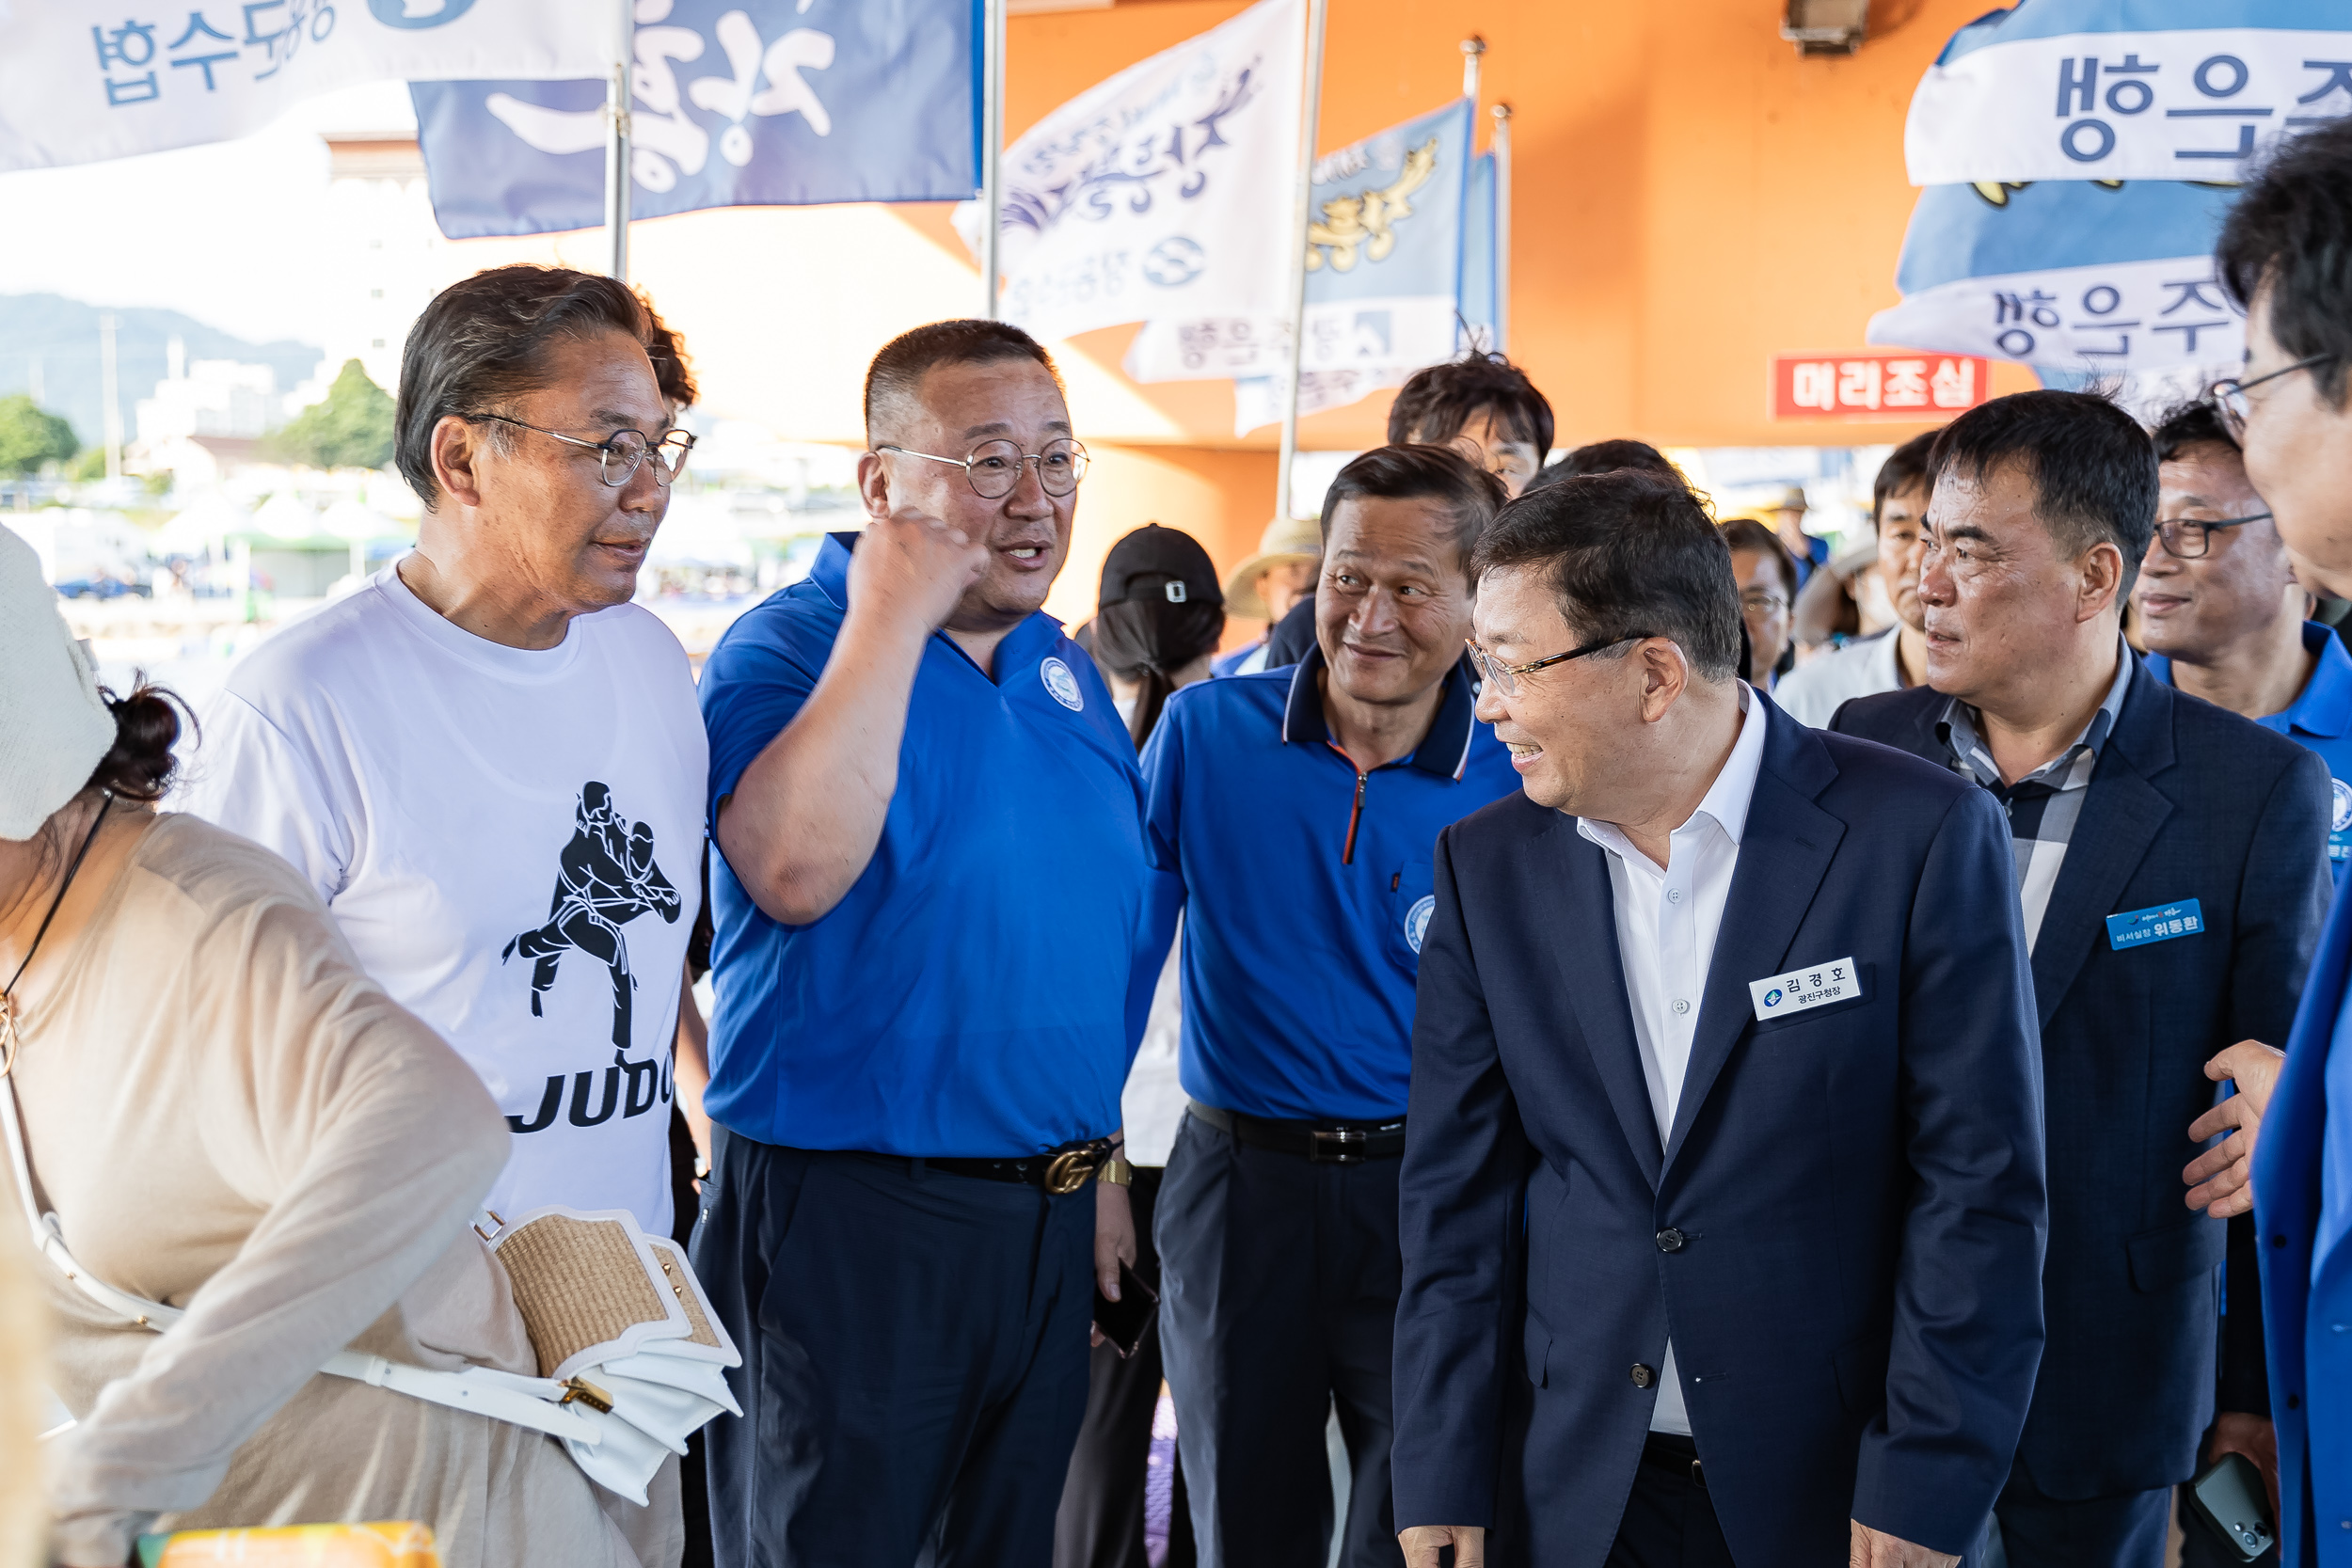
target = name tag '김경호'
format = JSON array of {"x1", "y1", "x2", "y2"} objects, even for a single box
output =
[
  {"x1": 1748, "y1": 958, "x2": 1861, "y2": 1022},
  {"x1": 2106, "y1": 899, "x2": 2204, "y2": 952}
]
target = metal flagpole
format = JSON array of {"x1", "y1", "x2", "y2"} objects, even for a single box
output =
[
  {"x1": 1491, "y1": 103, "x2": 1513, "y2": 353},
  {"x1": 1460, "y1": 34, "x2": 1484, "y2": 102},
  {"x1": 1275, "y1": 0, "x2": 1328, "y2": 524},
  {"x1": 980, "y1": 0, "x2": 1007, "y2": 318},
  {"x1": 606, "y1": 0, "x2": 633, "y2": 281}
]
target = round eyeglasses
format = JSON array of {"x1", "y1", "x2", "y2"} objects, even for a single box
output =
[
  {"x1": 874, "y1": 438, "x2": 1089, "y2": 499},
  {"x1": 467, "y1": 413, "x2": 694, "y2": 487},
  {"x1": 2152, "y1": 512, "x2": 2274, "y2": 560}
]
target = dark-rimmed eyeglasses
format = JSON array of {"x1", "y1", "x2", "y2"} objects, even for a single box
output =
[
  {"x1": 873, "y1": 438, "x2": 1089, "y2": 499},
  {"x1": 1465, "y1": 632, "x2": 1655, "y2": 698},
  {"x1": 466, "y1": 414, "x2": 694, "y2": 487},
  {"x1": 2152, "y1": 512, "x2": 2275, "y2": 560},
  {"x1": 2209, "y1": 355, "x2": 2335, "y2": 442}
]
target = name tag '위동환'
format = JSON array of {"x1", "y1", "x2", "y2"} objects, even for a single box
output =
[
  {"x1": 1749, "y1": 958, "x2": 1860, "y2": 1022},
  {"x1": 2106, "y1": 898, "x2": 2203, "y2": 952}
]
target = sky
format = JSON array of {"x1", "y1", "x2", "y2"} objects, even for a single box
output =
[{"x1": 0, "y1": 83, "x2": 421, "y2": 348}]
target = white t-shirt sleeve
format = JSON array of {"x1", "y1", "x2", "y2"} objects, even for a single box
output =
[{"x1": 176, "y1": 689, "x2": 355, "y2": 905}]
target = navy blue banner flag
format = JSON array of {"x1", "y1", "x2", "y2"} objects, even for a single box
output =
[{"x1": 411, "y1": 0, "x2": 979, "y2": 240}]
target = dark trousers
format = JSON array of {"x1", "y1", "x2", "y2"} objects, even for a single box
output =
[
  {"x1": 693, "y1": 1130, "x2": 1096, "y2": 1568},
  {"x1": 1986, "y1": 1460, "x2": 2171, "y2": 1568},
  {"x1": 1055, "y1": 1164, "x2": 1195, "y2": 1568},
  {"x1": 1154, "y1": 1111, "x2": 1399, "y2": 1568},
  {"x1": 1604, "y1": 1435, "x2": 1735, "y2": 1568}
]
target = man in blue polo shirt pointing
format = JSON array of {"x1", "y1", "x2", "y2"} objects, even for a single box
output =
[
  {"x1": 692, "y1": 320, "x2": 1157, "y2": 1568},
  {"x1": 1143, "y1": 445, "x2": 1521, "y2": 1568}
]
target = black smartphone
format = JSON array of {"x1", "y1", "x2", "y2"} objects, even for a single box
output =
[
  {"x1": 1091, "y1": 1259, "x2": 1159, "y2": 1359},
  {"x1": 2185, "y1": 1451, "x2": 2276, "y2": 1563}
]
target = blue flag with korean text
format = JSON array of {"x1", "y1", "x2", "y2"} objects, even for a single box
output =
[
  {"x1": 1904, "y1": 0, "x2": 2352, "y2": 185},
  {"x1": 1866, "y1": 179, "x2": 2243, "y2": 375},
  {"x1": 410, "y1": 0, "x2": 979, "y2": 240}
]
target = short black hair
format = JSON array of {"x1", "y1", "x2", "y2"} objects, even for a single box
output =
[
  {"x1": 2151, "y1": 396, "x2": 2242, "y2": 463},
  {"x1": 1927, "y1": 389, "x2": 2157, "y2": 594},
  {"x1": 864, "y1": 319, "x2": 1062, "y2": 444},
  {"x1": 1320, "y1": 443, "x2": 1508, "y2": 575},
  {"x1": 1471, "y1": 470, "x2": 1744, "y2": 682},
  {"x1": 2217, "y1": 116, "x2": 2352, "y2": 408},
  {"x1": 1386, "y1": 354, "x2": 1554, "y2": 458},
  {"x1": 1871, "y1": 429, "x2": 1938, "y2": 531},
  {"x1": 394, "y1": 265, "x2": 652, "y2": 507},
  {"x1": 1525, "y1": 438, "x2": 1679, "y2": 495},
  {"x1": 1718, "y1": 517, "x2": 1800, "y2": 602}
]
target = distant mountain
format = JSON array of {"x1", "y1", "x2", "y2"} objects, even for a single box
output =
[{"x1": 0, "y1": 294, "x2": 324, "y2": 446}]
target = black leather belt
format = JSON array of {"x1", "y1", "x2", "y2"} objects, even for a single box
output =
[
  {"x1": 923, "y1": 1137, "x2": 1117, "y2": 1195},
  {"x1": 1186, "y1": 1101, "x2": 1406, "y2": 1164}
]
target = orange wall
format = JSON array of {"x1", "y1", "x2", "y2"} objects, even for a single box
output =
[{"x1": 981, "y1": 0, "x2": 2035, "y2": 453}]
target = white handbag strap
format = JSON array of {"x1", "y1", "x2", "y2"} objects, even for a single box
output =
[{"x1": 0, "y1": 1069, "x2": 599, "y2": 1445}]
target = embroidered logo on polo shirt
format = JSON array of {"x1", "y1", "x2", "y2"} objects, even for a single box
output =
[
  {"x1": 1405, "y1": 895, "x2": 1437, "y2": 954},
  {"x1": 2331, "y1": 777, "x2": 2351, "y2": 833},
  {"x1": 1041, "y1": 657, "x2": 1085, "y2": 711}
]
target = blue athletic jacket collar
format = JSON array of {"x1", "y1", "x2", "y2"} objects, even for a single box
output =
[
  {"x1": 812, "y1": 531, "x2": 1067, "y2": 676},
  {"x1": 1279, "y1": 643, "x2": 1483, "y2": 780}
]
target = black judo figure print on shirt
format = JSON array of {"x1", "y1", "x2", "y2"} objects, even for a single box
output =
[{"x1": 500, "y1": 782, "x2": 684, "y2": 1135}]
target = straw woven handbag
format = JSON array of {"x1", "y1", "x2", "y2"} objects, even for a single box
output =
[{"x1": 2, "y1": 1069, "x2": 739, "y2": 1504}]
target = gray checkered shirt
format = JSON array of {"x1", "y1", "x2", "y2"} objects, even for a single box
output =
[{"x1": 1934, "y1": 642, "x2": 2136, "y2": 953}]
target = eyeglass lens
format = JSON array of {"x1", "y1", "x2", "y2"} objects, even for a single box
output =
[
  {"x1": 2156, "y1": 520, "x2": 2212, "y2": 559},
  {"x1": 597, "y1": 430, "x2": 694, "y2": 488},
  {"x1": 965, "y1": 439, "x2": 1086, "y2": 499}
]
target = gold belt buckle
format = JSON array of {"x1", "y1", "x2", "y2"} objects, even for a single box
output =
[{"x1": 1042, "y1": 1148, "x2": 1096, "y2": 1196}]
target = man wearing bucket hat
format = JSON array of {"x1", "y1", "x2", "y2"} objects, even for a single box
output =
[
  {"x1": 1214, "y1": 517, "x2": 1322, "y2": 678},
  {"x1": 1763, "y1": 483, "x2": 1832, "y2": 588}
]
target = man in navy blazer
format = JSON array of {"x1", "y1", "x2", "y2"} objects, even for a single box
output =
[
  {"x1": 1833, "y1": 390, "x2": 2330, "y2": 1565},
  {"x1": 1394, "y1": 471, "x2": 2047, "y2": 1568}
]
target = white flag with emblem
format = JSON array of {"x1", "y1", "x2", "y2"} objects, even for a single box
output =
[{"x1": 955, "y1": 0, "x2": 1302, "y2": 344}]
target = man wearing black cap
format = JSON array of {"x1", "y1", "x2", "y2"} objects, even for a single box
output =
[
  {"x1": 1142, "y1": 446, "x2": 1521, "y2": 1568},
  {"x1": 1085, "y1": 525, "x2": 1230, "y2": 745}
]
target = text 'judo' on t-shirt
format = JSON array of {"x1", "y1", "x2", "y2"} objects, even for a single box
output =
[{"x1": 696, "y1": 532, "x2": 1162, "y2": 1159}]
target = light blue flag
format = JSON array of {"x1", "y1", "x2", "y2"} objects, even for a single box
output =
[
  {"x1": 1867, "y1": 179, "x2": 2242, "y2": 374},
  {"x1": 1459, "y1": 150, "x2": 1497, "y2": 354},
  {"x1": 411, "y1": 0, "x2": 978, "y2": 240}
]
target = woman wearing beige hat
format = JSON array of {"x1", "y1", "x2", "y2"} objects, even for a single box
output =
[{"x1": 0, "y1": 524, "x2": 654, "y2": 1567}]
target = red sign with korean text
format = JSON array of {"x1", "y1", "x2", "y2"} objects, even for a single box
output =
[{"x1": 1769, "y1": 351, "x2": 1991, "y2": 420}]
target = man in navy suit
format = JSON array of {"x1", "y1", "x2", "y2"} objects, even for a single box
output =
[
  {"x1": 1393, "y1": 470, "x2": 2048, "y2": 1568},
  {"x1": 1832, "y1": 390, "x2": 2331, "y2": 1565}
]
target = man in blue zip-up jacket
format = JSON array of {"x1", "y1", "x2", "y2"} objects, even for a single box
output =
[{"x1": 1141, "y1": 446, "x2": 1520, "y2": 1568}]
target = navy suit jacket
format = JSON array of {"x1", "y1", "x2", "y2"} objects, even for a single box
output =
[
  {"x1": 1833, "y1": 664, "x2": 2331, "y2": 1497},
  {"x1": 1393, "y1": 695, "x2": 2048, "y2": 1565}
]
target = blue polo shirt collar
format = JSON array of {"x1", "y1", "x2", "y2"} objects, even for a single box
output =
[
  {"x1": 2286, "y1": 622, "x2": 2352, "y2": 740},
  {"x1": 1279, "y1": 642, "x2": 1482, "y2": 779},
  {"x1": 811, "y1": 531, "x2": 1062, "y2": 678}
]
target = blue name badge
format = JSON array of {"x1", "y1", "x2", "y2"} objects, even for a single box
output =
[{"x1": 2106, "y1": 898, "x2": 2204, "y2": 951}]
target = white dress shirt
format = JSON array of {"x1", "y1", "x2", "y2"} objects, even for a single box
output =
[{"x1": 1576, "y1": 685, "x2": 1769, "y2": 1435}]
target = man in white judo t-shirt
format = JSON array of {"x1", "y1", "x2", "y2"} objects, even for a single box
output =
[{"x1": 181, "y1": 265, "x2": 706, "y2": 1238}]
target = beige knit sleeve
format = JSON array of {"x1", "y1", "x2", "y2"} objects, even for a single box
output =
[{"x1": 47, "y1": 847, "x2": 511, "y2": 1567}]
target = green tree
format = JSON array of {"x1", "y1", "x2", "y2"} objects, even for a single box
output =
[
  {"x1": 264, "y1": 359, "x2": 396, "y2": 471},
  {"x1": 0, "y1": 394, "x2": 80, "y2": 477}
]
